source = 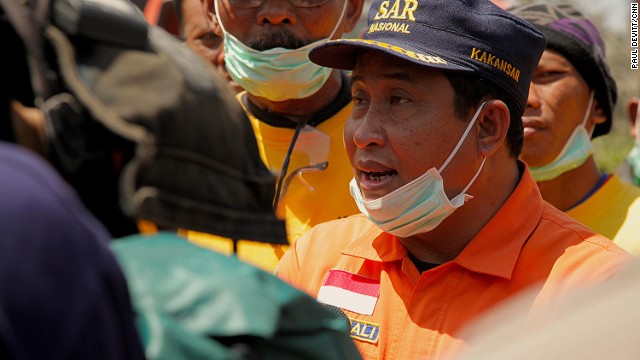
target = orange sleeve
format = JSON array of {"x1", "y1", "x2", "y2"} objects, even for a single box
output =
[{"x1": 275, "y1": 236, "x2": 303, "y2": 287}]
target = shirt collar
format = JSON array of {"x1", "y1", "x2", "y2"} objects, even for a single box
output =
[
  {"x1": 455, "y1": 164, "x2": 544, "y2": 279},
  {"x1": 341, "y1": 162, "x2": 544, "y2": 280},
  {"x1": 342, "y1": 223, "x2": 407, "y2": 262}
]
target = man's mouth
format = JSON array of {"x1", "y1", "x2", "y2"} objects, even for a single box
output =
[
  {"x1": 247, "y1": 32, "x2": 307, "y2": 51},
  {"x1": 522, "y1": 117, "x2": 547, "y2": 136},
  {"x1": 363, "y1": 170, "x2": 397, "y2": 182}
]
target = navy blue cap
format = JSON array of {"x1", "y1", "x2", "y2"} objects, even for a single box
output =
[{"x1": 310, "y1": 0, "x2": 547, "y2": 114}]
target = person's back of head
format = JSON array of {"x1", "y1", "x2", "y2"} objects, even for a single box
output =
[
  {"x1": 1, "y1": 0, "x2": 286, "y2": 241},
  {"x1": 0, "y1": 141, "x2": 146, "y2": 360}
]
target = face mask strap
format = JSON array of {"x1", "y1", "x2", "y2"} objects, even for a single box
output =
[
  {"x1": 213, "y1": 0, "x2": 223, "y2": 32},
  {"x1": 327, "y1": 0, "x2": 348, "y2": 41},
  {"x1": 581, "y1": 91, "x2": 595, "y2": 137},
  {"x1": 438, "y1": 101, "x2": 487, "y2": 173},
  {"x1": 460, "y1": 156, "x2": 486, "y2": 195}
]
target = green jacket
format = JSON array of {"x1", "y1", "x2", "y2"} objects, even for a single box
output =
[{"x1": 112, "y1": 233, "x2": 361, "y2": 360}]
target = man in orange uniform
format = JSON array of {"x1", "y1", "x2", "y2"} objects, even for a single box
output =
[{"x1": 276, "y1": 0, "x2": 633, "y2": 358}]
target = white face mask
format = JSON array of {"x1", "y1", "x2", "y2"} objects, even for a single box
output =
[
  {"x1": 350, "y1": 102, "x2": 488, "y2": 238},
  {"x1": 529, "y1": 91, "x2": 595, "y2": 182},
  {"x1": 213, "y1": 0, "x2": 347, "y2": 101}
]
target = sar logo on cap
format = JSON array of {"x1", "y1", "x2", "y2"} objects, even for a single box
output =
[
  {"x1": 309, "y1": 0, "x2": 547, "y2": 115},
  {"x1": 373, "y1": 0, "x2": 418, "y2": 21},
  {"x1": 370, "y1": 0, "x2": 418, "y2": 34}
]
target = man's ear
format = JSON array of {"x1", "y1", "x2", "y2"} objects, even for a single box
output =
[
  {"x1": 204, "y1": 0, "x2": 222, "y2": 36},
  {"x1": 591, "y1": 97, "x2": 607, "y2": 127},
  {"x1": 342, "y1": 0, "x2": 365, "y2": 34},
  {"x1": 477, "y1": 100, "x2": 509, "y2": 157}
]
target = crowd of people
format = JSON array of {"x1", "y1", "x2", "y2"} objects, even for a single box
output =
[{"x1": 1, "y1": 0, "x2": 639, "y2": 359}]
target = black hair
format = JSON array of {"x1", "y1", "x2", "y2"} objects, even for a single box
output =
[
  {"x1": 0, "y1": 9, "x2": 35, "y2": 143},
  {"x1": 173, "y1": 0, "x2": 184, "y2": 21},
  {"x1": 173, "y1": 0, "x2": 185, "y2": 37},
  {"x1": 444, "y1": 72, "x2": 523, "y2": 158}
]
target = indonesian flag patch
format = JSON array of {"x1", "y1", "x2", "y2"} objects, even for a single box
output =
[{"x1": 317, "y1": 270, "x2": 380, "y2": 315}]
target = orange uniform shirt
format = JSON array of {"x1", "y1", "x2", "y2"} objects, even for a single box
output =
[{"x1": 277, "y1": 167, "x2": 632, "y2": 359}]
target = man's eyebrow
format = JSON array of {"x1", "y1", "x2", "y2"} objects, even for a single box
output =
[{"x1": 351, "y1": 71, "x2": 416, "y2": 85}]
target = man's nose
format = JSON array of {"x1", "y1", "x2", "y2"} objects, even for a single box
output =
[{"x1": 257, "y1": 0, "x2": 297, "y2": 26}]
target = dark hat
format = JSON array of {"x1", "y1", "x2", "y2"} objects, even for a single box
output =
[
  {"x1": 509, "y1": 3, "x2": 618, "y2": 138},
  {"x1": 309, "y1": 0, "x2": 546, "y2": 115},
  {"x1": 64, "y1": 24, "x2": 287, "y2": 243},
  {"x1": 3, "y1": 0, "x2": 286, "y2": 243}
]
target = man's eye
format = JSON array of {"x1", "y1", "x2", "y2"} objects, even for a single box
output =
[
  {"x1": 352, "y1": 96, "x2": 367, "y2": 105},
  {"x1": 539, "y1": 71, "x2": 562, "y2": 77},
  {"x1": 533, "y1": 71, "x2": 565, "y2": 83},
  {"x1": 198, "y1": 33, "x2": 222, "y2": 48},
  {"x1": 390, "y1": 96, "x2": 407, "y2": 105}
]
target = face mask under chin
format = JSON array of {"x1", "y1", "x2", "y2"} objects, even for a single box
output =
[
  {"x1": 350, "y1": 101, "x2": 489, "y2": 237},
  {"x1": 528, "y1": 91, "x2": 595, "y2": 182},
  {"x1": 213, "y1": 0, "x2": 348, "y2": 101}
]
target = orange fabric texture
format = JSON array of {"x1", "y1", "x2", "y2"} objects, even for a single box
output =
[{"x1": 277, "y1": 167, "x2": 632, "y2": 359}]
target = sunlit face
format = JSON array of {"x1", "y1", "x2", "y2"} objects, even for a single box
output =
[
  {"x1": 213, "y1": 0, "x2": 350, "y2": 50},
  {"x1": 181, "y1": 0, "x2": 241, "y2": 92},
  {"x1": 521, "y1": 49, "x2": 595, "y2": 167},
  {"x1": 345, "y1": 50, "x2": 478, "y2": 200}
]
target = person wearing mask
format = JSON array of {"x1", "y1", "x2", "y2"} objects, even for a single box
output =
[
  {"x1": 617, "y1": 97, "x2": 640, "y2": 186},
  {"x1": 276, "y1": 0, "x2": 633, "y2": 358},
  {"x1": 182, "y1": 0, "x2": 364, "y2": 272},
  {"x1": 509, "y1": 3, "x2": 640, "y2": 255}
]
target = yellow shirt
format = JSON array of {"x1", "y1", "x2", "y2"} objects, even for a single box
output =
[
  {"x1": 188, "y1": 86, "x2": 359, "y2": 272},
  {"x1": 568, "y1": 174, "x2": 640, "y2": 255}
]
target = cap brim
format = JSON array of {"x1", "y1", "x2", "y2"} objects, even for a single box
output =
[{"x1": 310, "y1": 38, "x2": 473, "y2": 73}]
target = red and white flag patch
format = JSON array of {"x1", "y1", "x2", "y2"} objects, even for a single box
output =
[{"x1": 317, "y1": 270, "x2": 380, "y2": 315}]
